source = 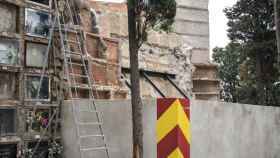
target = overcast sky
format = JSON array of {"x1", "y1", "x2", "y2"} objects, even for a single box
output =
[
  {"x1": 209, "y1": 0, "x2": 237, "y2": 50},
  {"x1": 94, "y1": 0, "x2": 238, "y2": 50}
]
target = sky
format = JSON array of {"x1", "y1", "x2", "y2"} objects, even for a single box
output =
[
  {"x1": 209, "y1": 0, "x2": 238, "y2": 50},
  {"x1": 93, "y1": 0, "x2": 238, "y2": 50}
]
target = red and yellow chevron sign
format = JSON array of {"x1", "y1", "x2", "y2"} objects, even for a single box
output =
[{"x1": 157, "y1": 98, "x2": 190, "y2": 158}]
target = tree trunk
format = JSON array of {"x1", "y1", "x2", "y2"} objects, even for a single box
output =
[
  {"x1": 127, "y1": 1, "x2": 144, "y2": 158},
  {"x1": 274, "y1": 0, "x2": 280, "y2": 64},
  {"x1": 256, "y1": 53, "x2": 266, "y2": 105}
]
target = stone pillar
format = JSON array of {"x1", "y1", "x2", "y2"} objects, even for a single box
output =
[{"x1": 174, "y1": 0, "x2": 210, "y2": 64}]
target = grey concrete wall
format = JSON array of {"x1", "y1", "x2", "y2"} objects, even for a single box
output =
[
  {"x1": 62, "y1": 100, "x2": 133, "y2": 158},
  {"x1": 62, "y1": 99, "x2": 280, "y2": 158},
  {"x1": 191, "y1": 100, "x2": 280, "y2": 158}
]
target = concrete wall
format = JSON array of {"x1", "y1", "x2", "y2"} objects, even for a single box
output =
[
  {"x1": 62, "y1": 100, "x2": 133, "y2": 158},
  {"x1": 62, "y1": 99, "x2": 280, "y2": 158}
]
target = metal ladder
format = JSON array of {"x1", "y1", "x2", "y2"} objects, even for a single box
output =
[{"x1": 53, "y1": 0, "x2": 110, "y2": 157}]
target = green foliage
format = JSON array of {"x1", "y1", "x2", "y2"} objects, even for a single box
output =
[
  {"x1": 24, "y1": 141, "x2": 63, "y2": 158},
  {"x1": 128, "y1": 0, "x2": 177, "y2": 47},
  {"x1": 48, "y1": 141, "x2": 63, "y2": 158},
  {"x1": 145, "y1": 0, "x2": 177, "y2": 32},
  {"x1": 214, "y1": 0, "x2": 280, "y2": 106},
  {"x1": 213, "y1": 43, "x2": 242, "y2": 102}
]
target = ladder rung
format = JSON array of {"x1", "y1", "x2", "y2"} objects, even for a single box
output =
[
  {"x1": 64, "y1": 39, "x2": 80, "y2": 44},
  {"x1": 59, "y1": 25, "x2": 79, "y2": 30},
  {"x1": 69, "y1": 73, "x2": 88, "y2": 78},
  {"x1": 70, "y1": 98, "x2": 96, "y2": 100},
  {"x1": 54, "y1": 28, "x2": 78, "y2": 34},
  {"x1": 81, "y1": 147, "x2": 107, "y2": 151},
  {"x1": 67, "y1": 62, "x2": 84, "y2": 67},
  {"x1": 65, "y1": 55, "x2": 88, "y2": 61},
  {"x1": 65, "y1": 54, "x2": 86, "y2": 59},
  {"x1": 79, "y1": 110, "x2": 99, "y2": 113},
  {"x1": 59, "y1": 24, "x2": 82, "y2": 30},
  {"x1": 80, "y1": 134, "x2": 105, "y2": 138},
  {"x1": 61, "y1": 28, "x2": 79, "y2": 33},
  {"x1": 71, "y1": 85, "x2": 91, "y2": 90},
  {"x1": 78, "y1": 122, "x2": 102, "y2": 126},
  {"x1": 64, "y1": 50, "x2": 82, "y2": 56}
]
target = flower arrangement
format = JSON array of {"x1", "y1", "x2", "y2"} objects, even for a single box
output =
[
  {"x1": 23, "y1": 141, "x2": 63, "y2": 158},
  {"x1": 26, "y1": 111, "x2": 49, "y2": 133}
]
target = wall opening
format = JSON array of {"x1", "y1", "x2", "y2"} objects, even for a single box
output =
[
  {"x1": 25, "y1": 8, "x2": 49, "y2": 37},
  {"x1": 0, "y1": 72, "x2": 17, "y2": 100},
  {"x1": 28, "y1": 141, "x2": 48, "y2": 158},
  {"x1": 25, "y1": 75, "x2": 50, "y2": 100},
  {"x1": 0, "y1": 109, "x2": 16, "y2": 136},
  {"x1": 0, "y1": 144, "x2": 17, "y2": 158}
]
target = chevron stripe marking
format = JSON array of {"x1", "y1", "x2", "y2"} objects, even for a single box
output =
[
  {"x1": 157, "y1": 125, "x2": 189, "y2": 158},
  {"x1": 178, "y1": 99, "x2": 190, "y2": 118},
  {"x1": 167, "y1": 148, "x2": 184, "y2": 158},
  {"x1": 157, "y1": 98, "x2": 177, "y2": 119},
  {"x1": 156, "y1": 99, "x2": 191, "y2": 144}
]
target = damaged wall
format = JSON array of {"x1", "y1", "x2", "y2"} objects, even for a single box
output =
[
  {"x1": 82, "y1": 1, "x2": 193, "y2": 98},
  {"x1": 79, "y1": 0, "x2": 220, "y2": 100}
]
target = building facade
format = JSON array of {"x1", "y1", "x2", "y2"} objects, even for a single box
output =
[{"x1": 0, "y1": 0, "x2": 219, "y2": 157}]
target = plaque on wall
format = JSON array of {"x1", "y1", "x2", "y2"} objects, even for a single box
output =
[
  {"x1": 26, "y1": 42, "x2": 47, "y2": 68},
  {"x1": 0, "y1": 109, "x2": 16, "y2": 136},
  {"x1": 0, "y1": 38, "x2": 19, "y2": 65}
]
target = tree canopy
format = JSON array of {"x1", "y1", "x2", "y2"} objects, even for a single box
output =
[
  {"x1": 128, "y1": 0, "x2": 177, "y2": 48},
  {"x1": 213, "y1": 0, "x2": 280, "y2": 106}
]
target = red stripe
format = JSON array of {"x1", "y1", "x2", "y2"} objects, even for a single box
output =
[
  {"x1": 157, "y1": 125, "x2": 190, "y2": 158},
  {"x1": 178, "y1": 99, "x2": 190, "y2": 119},
  {"x1": 157, "y1": 98, "x2": 177, "y2": 119}
]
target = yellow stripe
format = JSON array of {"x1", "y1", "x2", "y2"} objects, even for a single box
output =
[
  {"x1": 157, "y1": 99, "x2": 191, "y2": 144},
  {"x1": 177, "y1": 100, "x2": 191, "y2": 144},
  {"x1": 167, "y1": 148, "x2": 184, "y2": 158}
]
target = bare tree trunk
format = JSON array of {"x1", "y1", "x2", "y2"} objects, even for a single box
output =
[
  {"x1": 127, "y1": 1, "x2": 143, "y2": 158},
  {"x1": 274, "y1": 0, "x2": 280, "y2": 64},
  {"x1": 256, "y1": 53, "x2": 266, "y2": 105}
]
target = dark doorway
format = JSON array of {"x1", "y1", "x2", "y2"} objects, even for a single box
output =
[{"x1": 0, "y1": 144, "x2": 17, "y2": 158}]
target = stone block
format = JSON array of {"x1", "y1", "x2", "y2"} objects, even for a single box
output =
[
  {"x1": 147, "y1": 31, "x2": 182, "y2": 48},
  {"x1": 176, "y1": 7, "x2": 209, "y2": 22},
  {"x1": 191, "y1": 49, "x2": 209, "y2": 64},
  {"x1": 182, "y1": 35, "x2": 210, "y2": 49},
  {"x1": 193, "y1": 80, "x2": 219, "y2": 92},
  {"x1": 192, "y1": 65, "x2": 219, "y2": 79},
  {"x1": 119, "y1": 40, "x2": 129, "y2": 58},
  {"x1": 176, "y1": 0, "x2": 209, "y2": 9},
  {"x1": 174, "y1": 20, "x2": 209, "y2": 36}
]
